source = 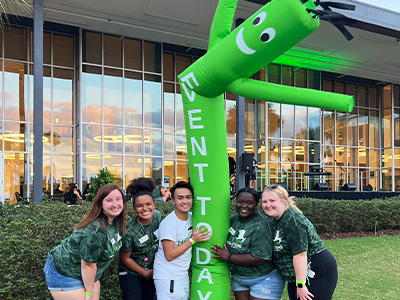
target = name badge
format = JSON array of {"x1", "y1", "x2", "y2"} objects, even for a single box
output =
[
  {"x1": 139, "y1": 235, "x2": 149, "y2": 244},
  {"x1": 229, "y1": 227, "x2": 236, "y2": 236}
]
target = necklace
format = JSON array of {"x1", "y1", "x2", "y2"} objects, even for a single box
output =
[{"x1": 138, "y1": 220, "x2": 153, "y2": 271}]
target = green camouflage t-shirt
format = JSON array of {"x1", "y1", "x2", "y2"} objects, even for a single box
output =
[
  {"x1": 119, "y1": 210, "x2": 161, "y2": 276},
  {"x1": 226, "y1": 211, "x2": 276, "y2": 279},
  {"x1": 50, "y1": 218, "x2": 123, "y2": 282},
  {"x1": 272, "y1": 208, "x2": 325, "y2": 282}
]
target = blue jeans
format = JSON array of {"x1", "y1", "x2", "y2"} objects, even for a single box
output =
[{"x1": 44, "y1": 254, "x2": 84, "y2": 291}]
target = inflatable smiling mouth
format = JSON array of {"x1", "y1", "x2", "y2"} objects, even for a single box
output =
[{"x1": 236, "y1": 28, "x2": 255, "y2": 55}]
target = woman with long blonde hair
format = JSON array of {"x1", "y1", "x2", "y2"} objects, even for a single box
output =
[{"x1": 261, "y1": 184, "x2": 337, "y2": 300}]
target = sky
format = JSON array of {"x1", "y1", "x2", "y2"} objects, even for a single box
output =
[{"x1": 355, "y1": 0, "x2": 400, "y2": 12}]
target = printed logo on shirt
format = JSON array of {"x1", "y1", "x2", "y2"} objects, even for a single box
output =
[
  {"x1": 273, "y1": 230, "x2": 283, "y2": 251},
  {"x1": 226, "y1": 228, "x2": 246, "y2": 249},
  {"x1": 109, "y1": 232, "x2": 123, "y2": 257}
]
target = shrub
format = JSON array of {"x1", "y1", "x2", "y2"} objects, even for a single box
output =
[
  {"x1": 1, "y1": 196, "x2": 400, "y2": 299},
  {"x1": 85, "y1": 167, "x2": 116, "y2": 202}
]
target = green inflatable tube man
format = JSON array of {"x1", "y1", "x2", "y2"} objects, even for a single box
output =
[{"x1": 178, "y1": 0, "x2": 354, "y2": 299}]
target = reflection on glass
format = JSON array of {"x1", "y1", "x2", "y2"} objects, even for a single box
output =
[
  {"x1": 164, "y1": 83, "x2": 175, "y2": 134},
  {"x1": 82, "y1": 154, "x2": 102, "y2": 186},
  {"x1": 53, "y1": 34, "x2": 74, "y2": 68},
  {"x1": 268, "y1": 103, "x2": 280, "y2": 138},
  {"x1": 176, "y1": 55, "x2": 192, "y2": 81},
  {"x1": 308, "y1": 70, "x2": 320, "y2": 90},
  {"x1": 53, "y1": 126, "x2": 74, "y2": 154},
  {"x1": 164, "y1": 134, "x2": 175, "y2": 159},
  {"x1": 295, "y1": 69, "x2": 306, "y2": 88},
  {"x1": 322, "y1": 80, "x2": 333, "y2": 92},
  {"x1": 43, "y1": 125, "x2": 51, "y2": 153},
  {"x1": 308, "y1": 107, "x2": 320, "y2": 141},
  {"x1": 53, "y1": 68, "x2": 73, "y2": 125},
  {"x1": 145, "y1": 157, "x2": 162, "y2": 182},
  {"x1": 104, "y1": 34, "x2": 122, "y2": 68},
  {"x1": 382, "y1": 109, "x2": 392, "y2": 148},
  {"x1": 347, "y1": 110, "x2": 358, "y2": 146},
  {"x1": 268, "y1": 139, "x2": 280, "y2": 162},
  {"x1": 226, "y1": 99, "x2": 236, "y2": 138},
  {"x1": 43, "y1": 155, "x2": 52, "y2": 193},
  {"x1": 267, "y1": 163, "x2": 279, "y2": 185},
  {"x1": 124, "y1": 71, "x2": 142, "y2": 127},
  {"x1": 267, "y1": 64, "x2": 281, "y2": 84},
  {"x1": 125, "y1": 156, "x2": 144, "y2": 188},
  {"x1": 176, "y1": 160, "x2": 188, "y2": 182},
  {"x1": 358, "y1": 85, "x2": 367, "y2": 107},
  {"x1": 176, "y1": 91, "x2": 185, "y2": 134},
  {"x1": 125, "y1": 128, "x2": 143, "y2": 155},
  {"x1": 348, "y1": 147, "x2": 358, "y2": 167},
  {"x1": 369, "y1": 87, "x2": 379, "y2": 109},
  {"x1": 336, "y1": 112, "x2": 346, "y2": 146},
  {"x1": 3, "y1": 122, "x2": 27, "y2": 151},
  {"x1": 163, "y1": 53, "x2": 174, "y2": 82},
  {"x1": 258, "y1": 101, "x2": 265, "y2": 139},
  {"x1": 281, "y1": 140, "x2": 294, "y2": 163},
  {"x1": 4, "y1": 152, "x2": 26, "y2": 203},
  {"x1": 83, "y1": 31, "x2": 101, "y2": 64},
  {"x1": 144, "y1": 75, "x2": 162, "y2": 128},
  {"x1": 295, "y1": 106, "x2": 307, "y2": 140},
  {"x1": 30, "y1": 31, "x2": 50, "y2": 64},
  {"x1": 124, "y1": 38, "x2": 142, "y2": 70},
  {"x1": 359, "y1": 147, "x2": 368, "y2": 168},
  {"x1": 336, "y1": 146, "x2": 347, "y2": 167},
  {"x1": 282, "y1": 66, "x2": 293, "y2": 86},
  {"x1": 245, "y1": 99, "x2": 255, "y2": 139},
  {"x1": 145, "y1": 130, "x2": 162, "y2": 156},
  {"x1": 82, "y1": 124, "x2": 102, "y2": 153},
  {"x1": 282, "y1": 104, "x2": 294, "y2": 139},
  {"x1": 164, "y1": 161, "x2": 175, "y2": 186},
  {"x1": 104, "y1": 69, "x2": 123, "y2": 125},
  {"x1": 370, "y1": 149, "x2": 379, "y2": 168},
  {"x1": 4, "y1": 27, "x2": 27, "y2": 61},
  {"x1": 359, "y1": 109, "x2": 368, "y2": 147},
  {"x1": 295, "y1": 141, "x2": 307, "y2": 163},
  {"x1": 309, "y1": 142, "x2": 320, "y2": 164},
  {"x1": 104, "y1": 126, "x2": 123, "y2": 153},
  {"x1": 53, "y1": 155, "x2": 74, "y2": 192},
  {"x1": 144, "y1": 42, "x2": 161, "y2": 73},
  {"x1": 0, "y1": 61, "x2": 2, "y2": 121},
  {"x1": 82, "y1": 66, "x2": 102, "y2": 123},
  {"x1": 43, "y1": 67, "x2": 51, "y2": 124},
  {"x1": 227, "y1": 139, "x2": 236, "y2": 157},
  {"x1": 370, "y1": 110, "x2": 379, "y2": 148},
  {"x1": 176, "y1": 135, "x2": 187, "y2": 160},
  {"x1": 104, "y1": 155, "x2": 123, "y2": 188},
  {"x1": 4, "y1": 62, "x2": 27, "y2": 121}
]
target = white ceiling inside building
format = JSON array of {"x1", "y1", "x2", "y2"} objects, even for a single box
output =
[{"x1": 15, "y1": 0, "x2": 400, "y2": 84}]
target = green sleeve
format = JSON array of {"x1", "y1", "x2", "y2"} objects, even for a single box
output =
[{"x1": 285, "y1": 217, "x2": 309, "y2": 256}]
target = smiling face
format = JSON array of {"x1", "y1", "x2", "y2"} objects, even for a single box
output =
[
  {"x1": 236, "y1": 192, "x2": 258, "y2": 220},
  {"x1": 261, "y1": 190, "x2": 287, "y2": 220},
  {"x1": 102, "y1": 189, "x2": 124, "y2": 224},
  {"x1": 171, "y1": 187, "x2": 193, "y2": 219},
  {"x1": 134, "y1": 194, "x2": 155, "y2": 225}
]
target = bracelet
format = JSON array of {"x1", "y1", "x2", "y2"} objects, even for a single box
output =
[
  {"x1": 85, "y1": 291, "x2": 93, "y2": 297},
  {"x1": 296, "y1": 280, "x2": 306, "y2": 288},
  {"x1": 188, "y1": 237, "x2": 195, "y2": 245},
  {"x1": 228, "y1": 253, "x2": 233, "y2": 264}
]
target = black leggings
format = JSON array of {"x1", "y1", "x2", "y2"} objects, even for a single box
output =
[
  {"x1": 119, "y1": 272, "x2": 156, "y2": 300},
  {"x1": 287, "y1": 249, "x2": 338, "y2": 300}
]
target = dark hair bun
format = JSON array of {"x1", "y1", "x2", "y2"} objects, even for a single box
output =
[{"x1": 126, "y1": 177, "x2": 155, "y2": 195}]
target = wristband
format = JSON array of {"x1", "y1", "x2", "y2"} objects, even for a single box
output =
[
  {"x1": 85, "y1": 291, "x2": 93, "y2": 297},
  {"x1": 296, "y1": 280, "x2": 306, "y2": 288},
  {"x1": 188, "y1": 238, "x2": 195, "y2": 245}
]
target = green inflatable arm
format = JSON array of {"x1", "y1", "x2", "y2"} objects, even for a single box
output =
[{"x1": 177, "y1": 0, "x2": 354, "y2": 299}]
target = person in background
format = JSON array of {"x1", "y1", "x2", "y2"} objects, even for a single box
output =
[
  {"x1": 211, "y1": 187, "x2": 285, "y2": 300},
  {"x1": 153, "y1": 181, "x2": 210, "y2": 300},
  {"x1": 261, "y1": 184, "x2": 338, "y2": 300},
  {"x1": 119, "y1": 177, "x2": 161, "y2": 300},
  {"x1": 152, "y1": 178, "x2": 171, "y2": 202},
  {"x1": 66, "y1": 183, "x2": 83, "y2": 205},
  {"x1": 44, "y1": 184, "x2": 127, "y2": 300}
]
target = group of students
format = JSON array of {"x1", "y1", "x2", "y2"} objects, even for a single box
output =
[{"x1": 44, "y1": 179, "x2": 337, "y2": 300}]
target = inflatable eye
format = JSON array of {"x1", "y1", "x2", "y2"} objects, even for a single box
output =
[
  {"x1": 260, "y1": 28, "x2": 276, "y2": 42},
  {"x1": 253, "y1": 12, "x2": 266, "y2": 26}
]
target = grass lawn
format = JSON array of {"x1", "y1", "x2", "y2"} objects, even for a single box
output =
[{"x1": 278, "y1": 235, "x2": 400, "y2": 300}]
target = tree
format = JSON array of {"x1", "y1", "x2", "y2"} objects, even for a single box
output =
[
  {"x1": 85, "y1": 167, "x2": 116, "y2": 202},
  {"x1": 0, "y1": 0, "x2": 31, "y2": 28}
]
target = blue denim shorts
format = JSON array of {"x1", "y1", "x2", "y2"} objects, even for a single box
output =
[
  {"x1": 44, "y1": 254, "x2": 84, "y2": 291},
  {"x1": 232, "y1": 269, "x2": 286, "y2": 300}
]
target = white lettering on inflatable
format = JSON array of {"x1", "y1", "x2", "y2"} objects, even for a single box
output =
[
  {"x1": 196, "y1": 247, "x2": 211, "y2": 265},
  {"x1": 196, "y1": 222, "x2": 212, "y2": 236},
  {"x1": 188, "y1": 109, "x2": 204, "y2": 129},
  {"x1": 193, "y1": 164, "x2": 208, "y2": 182},
  {"x1": 197, "y1": 196, "x2": 211, "y2": 215},
  {"x1": 197, "y1": 268, "x2": 213, "y2": 284},
  {"x1": 181, "y1": 72, "x2": 199, "y2": 102},
  {"x1": 191, "y1": 136, "x2": 207, "y2": 156},
  {"x1": 197, "y1": 290, "x2": 212, "y2": 300}
]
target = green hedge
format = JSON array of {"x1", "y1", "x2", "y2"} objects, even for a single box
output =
[{"x1": 1, "y1": 197, "x2": 399, "y2": 299}]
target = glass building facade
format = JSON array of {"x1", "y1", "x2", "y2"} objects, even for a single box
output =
[{"x1": 1, "y1": 23, "x2": 400, "y2": 203}]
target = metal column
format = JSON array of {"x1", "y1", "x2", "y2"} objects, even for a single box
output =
[{"x1": 235, "y1": 95, "x2": 245, "y2": 191}]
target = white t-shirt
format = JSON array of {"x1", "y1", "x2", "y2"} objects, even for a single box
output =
[{"x1": 153, "y1": 211, "x2": 193, "y2": 279}]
